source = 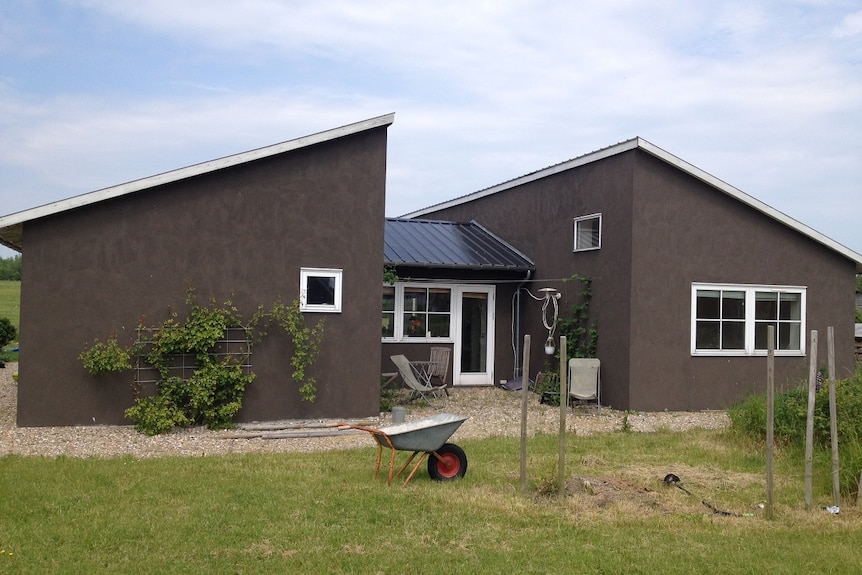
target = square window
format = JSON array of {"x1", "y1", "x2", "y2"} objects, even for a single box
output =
[
  {"x1": 573, "y1": 214, "x2": 602, "y2": 251},
  {"x1": 300, "y1": 268, "x2": 342, "y2": 313}
]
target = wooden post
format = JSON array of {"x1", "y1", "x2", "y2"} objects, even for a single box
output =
[
  {"x1": 828, "y1": 326, "x2": 840, "y2": 508},
  {"x1": 558, "y1": 336, "x2": 567, "y2": 499},
  {"x1": 766, "y1": 325, "x2": 775, "y2": 519},
  {"x1": 520, "y1": 335, "x2": 531, "y2": 495},
  {"x1": 805, "y1": 330, "x2": 818, "y2": 510}
]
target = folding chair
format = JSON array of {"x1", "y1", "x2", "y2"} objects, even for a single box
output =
[{"x1": 390, "y1": 354, "x2": 448, "y2": 405}]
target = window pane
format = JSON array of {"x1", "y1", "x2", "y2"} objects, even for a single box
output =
[
  {"x1": 696, "y1": 291, "x2": 720, "y2": 319},
  {"x1": 696, "y1": 321, "x2": 720, "y2": 349},
  {"x1": 404, "y1": 313, "x2": 425, "y2": 337},
  {"x1": 779, "y1": 322, "x2": 801, "y2": 350},
  {"x1": 722, "y1": 291, "x2": 745, "y2": 319},
  {"x1": 382, "y1": 286, "x2": 395, "y2": 311},
  {"x1": 755, "y1": 292, "x2": 777, "y2": 320},
  {"x1": 722, "y1": 321, "x2": 745, "y2": 349},
  {"x1": 779, "y1": 293, "x2": 801, "y2": 320},
  {"x1": 428, "y1": 288, "x2": 451, "y2": 312},
  {"x1": 755, "y1": 322, "x2": 777, "y2": 349},
  {"x1": 428, "y1": 314, "x2": 450, "y2": 338},
  {"x1": 403, "y1": 288, "x2": 427, "y2": 313},
  {"x1": 575, "y1": 216, "x2": 600, "y2": 250},
  {"x1": 381, "y1": 312, "x2": 394, "y2": 338},
  {"x1": 306, "y1": 276, "x2": 335, "y2": 305}
]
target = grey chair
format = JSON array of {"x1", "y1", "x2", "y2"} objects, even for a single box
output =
[
  {"x1": 429, "y1": 346, "x2": 451, "y2": 395},
  {"x1": 568, "y1": 358, "x2": 601, "y2": 411}
]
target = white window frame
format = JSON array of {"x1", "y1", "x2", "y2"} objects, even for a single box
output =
[
  {"x1": 690, "y1": 282, "x2": 806, "y2": 357},
  {"x1": 300, "y1": 268, "x2": 342, "y2": 313},
  {"x1": 573, "y1": 213, "x2": 602, "y2": 252},
  {"x1": 381, "y1": 282, "x2": 455, "y2": 343}
]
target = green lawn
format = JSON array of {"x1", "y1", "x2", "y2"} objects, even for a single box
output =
[
  {"x1": 1, "y1": 430, "x2": 859, "y2": 574},
  {"x1": 0, "y1": 280, "x2": 20, "y2": 330}
]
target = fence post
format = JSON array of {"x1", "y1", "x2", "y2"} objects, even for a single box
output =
[
  {"x1": 828, "y1": 326, "x2": 840, "y2": 508},
  {"x1": 766, "y1": 325, "x2": 774, "y2": 519},
  {"x1": 520, "y1": 335, "x2": 531, "y2": 495},
  {"x1": 558, "y1": 336, "x2": 567, "y2": 499},
  {"x1": 805, "y1": 330, "x2": 818, "y2": 510}
]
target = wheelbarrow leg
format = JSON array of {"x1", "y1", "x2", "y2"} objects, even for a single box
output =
[{"x1": 399, "y1": 451, "x2": 430, "y2": 485}]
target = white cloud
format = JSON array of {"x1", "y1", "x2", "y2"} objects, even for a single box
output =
[
  {"x1": 834, "y1": 9, "x2": 862, "y2": 37},
  {"x1": 0, "y1": 1, "x2": 859, "y2": 255}
]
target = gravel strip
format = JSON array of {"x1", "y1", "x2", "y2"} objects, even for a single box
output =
[{"x1": 0, "y1": 363, "x2": 729, "y2": 459}]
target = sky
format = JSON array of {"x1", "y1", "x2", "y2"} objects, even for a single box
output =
[{"x1": 1, "y1": 1, "x2": 860, "y2": 259}]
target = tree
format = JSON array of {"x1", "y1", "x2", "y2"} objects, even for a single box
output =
[{"x1": 0, "y1": 255, "x2": 21, "y2": 281}]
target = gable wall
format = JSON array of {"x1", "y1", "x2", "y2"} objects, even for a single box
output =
[
  {"x1": 419, "y1": 153, "x2": 637, "y2": 407},
  {"x1": 17, "y1": 127, "x2": 388, "y2": 426},
  {"x1": 627, "y1": 151, "x2": 857, "y2": 409}
]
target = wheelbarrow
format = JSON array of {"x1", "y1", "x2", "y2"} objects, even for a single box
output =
[{"x1": 342, "y1": 413, "x2": 469, "y2": 485}]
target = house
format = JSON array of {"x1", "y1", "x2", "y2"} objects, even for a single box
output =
[
  {"x1": 0, "y1": 114, "x2": 394, "y2": 426},
  {"x1": 4, "y1": 123, "x2": 860, "y2": 425},
  {"x1": 401, "y1": 138, "x2": 862, "y2": 411}
]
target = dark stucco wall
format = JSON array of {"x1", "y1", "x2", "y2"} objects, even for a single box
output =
[
  {"x1": 627, "y1": 151, "x2": 857, "y2": 410},
  {"x1": 17, "y1": 126, "x2": 389, "y2": 426},
  {"x1": 419, "y1": 153, "x2": 637, "y2": 407},
  {"x1": 417, "y1": 148, "x2": 857, "y2": 411}
]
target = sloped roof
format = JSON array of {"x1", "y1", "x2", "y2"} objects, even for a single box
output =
[
  {"x1": 385, "y1": 218, "x2": 534, "y2": 272},
  {"x1": 0, "y1": 114, "x2": 395, "y2": 252},
  {"x1": 404, "y1": 137, "x2": 862, "y2": 272}
]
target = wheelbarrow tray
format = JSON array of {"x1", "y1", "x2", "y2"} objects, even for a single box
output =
[{"x1": 376, "y1": 413, "x2": 468, "y2": 452}]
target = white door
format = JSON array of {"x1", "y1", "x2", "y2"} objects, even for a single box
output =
[{"x1": 453, "y1": 286, "x2": 495, "y2": 386}]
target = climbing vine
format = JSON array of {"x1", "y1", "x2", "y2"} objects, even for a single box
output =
[
  {"x1": 79, "y1": 289, "x2": 324, "y2": 435},
  {"x1": 557, "y1": 274, "x2": 598, "y2": 359}
]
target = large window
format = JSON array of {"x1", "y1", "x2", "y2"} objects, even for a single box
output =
[
  {"x1": 300, "y1": 268, "x2": 342, "y2": 313},
  {"x1": 573, "y1": 213, "x2": 602, "y2": 251},
  {"x1": 382, "y1": 283, "x2": 452, "y2": 341},
  {"x1": 691, "y1": 283, "x2": 805, "y2": 356}
]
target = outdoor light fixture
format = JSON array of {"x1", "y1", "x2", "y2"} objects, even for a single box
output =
[{"x1": 537, "y1": 287, "x2": 560, "y2": 355}]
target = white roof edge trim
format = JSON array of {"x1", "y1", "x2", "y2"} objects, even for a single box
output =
[
  {"x1": 0, "y1": 113, "x2": 395, "y2": 229},
  {"x1": 402, "y1": 138, "x2": 640, "y2": 218},
  {"x1": 405, "y1": 136, "x2": 862, "y2": 271}
]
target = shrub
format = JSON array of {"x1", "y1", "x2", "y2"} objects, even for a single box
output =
[
  {"x1": 0, "y1": 317, "x2": 17, "y2": 348},
  {"x1": 79, "y1": 337, "x2": 131, "y2": 375},
  {"x1": 728, "y1": 364, "x2": 862, "y2": 496}
]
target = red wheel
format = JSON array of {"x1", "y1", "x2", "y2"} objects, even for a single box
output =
[{"x1": 428, "y1": 443, "x2": 467, "y2": 481}]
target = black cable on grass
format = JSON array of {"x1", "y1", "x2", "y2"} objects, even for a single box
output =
[{"x1": 662, "y1": 473, "x2": 751, "y2": 517}]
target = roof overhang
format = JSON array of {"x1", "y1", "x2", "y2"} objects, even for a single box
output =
[{"x1": 0, "y1": 113, "x2": 396, "y2": 252}]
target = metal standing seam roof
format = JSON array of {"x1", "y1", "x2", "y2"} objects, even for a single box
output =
[{"x1": 384, "y1": 218, "x2": 534, "y2": 272}]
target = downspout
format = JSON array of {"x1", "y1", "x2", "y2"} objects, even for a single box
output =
[{"x1": 513, "y1": 269, "x2": 532, "y2": 379}]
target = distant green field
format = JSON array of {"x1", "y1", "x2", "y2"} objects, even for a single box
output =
[{"x1": 0, "y1": 280, "x2": 20, "y2": 330}]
